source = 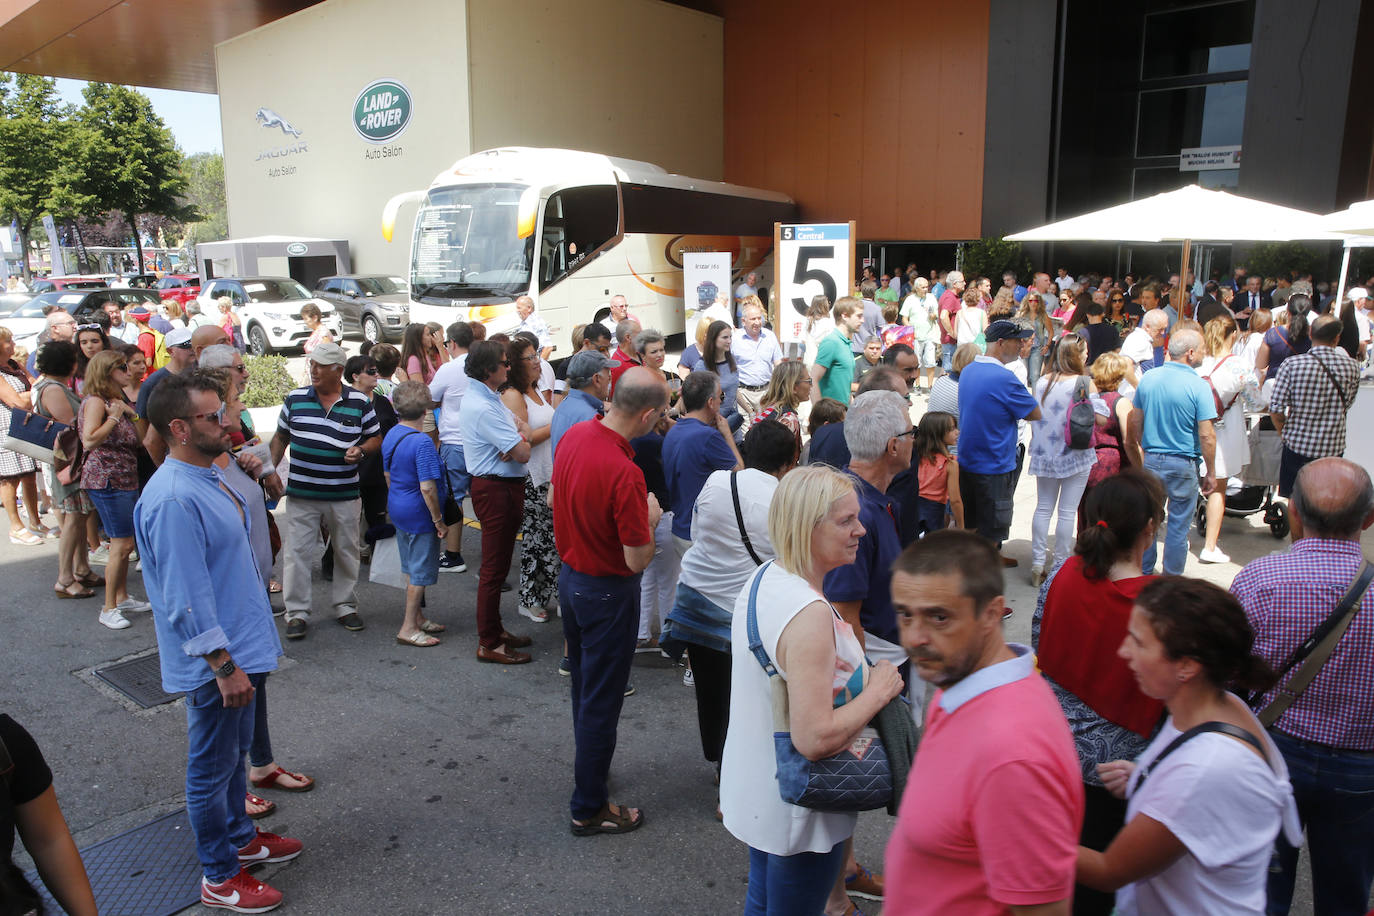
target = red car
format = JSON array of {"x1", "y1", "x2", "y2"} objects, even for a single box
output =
[{"x1": 155, "y1": 274, "x2": 201, "y2": 306}]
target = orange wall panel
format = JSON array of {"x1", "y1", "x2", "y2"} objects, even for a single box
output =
[{"x1": 724, "y1": 0, "x2": 988, "y2": 241}]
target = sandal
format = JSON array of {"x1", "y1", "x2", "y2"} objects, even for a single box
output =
[
  {"x1": 418, "y1": 619, "x2": 446, "y2": 634},
  {"x1": 267, "y1": 579, "x2": 282, "y2": 594},
  {"x1": 245, "y1": 791, "x2": 277, "y2": 819},
  {"x1": 9, "y1": 528, "x2": 42, "y2": 546},
  {"x1": 570, "y1": 802, "x2": 645, "y2": 836},
  {"x1": 397, "y1": 631, "x2": 441, "y2": 648},
  {"x1": 54, "y1": 583, "x2": 96, "y2": 599},
  {"x1": 250, "y1": 766, "x2": 315, "y2": 793},
  {"x1": 77, "y1": 572, "x2": 105, "y2": 588}
]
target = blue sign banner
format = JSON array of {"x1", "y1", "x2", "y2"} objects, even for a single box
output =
[{"x1": 781, "y1": 223, "x2": 849, "y2": 242}]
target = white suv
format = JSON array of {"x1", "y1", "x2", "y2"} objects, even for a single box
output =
[{"x1": 196, "y1": 277, "x2": 342, "y2": 355}]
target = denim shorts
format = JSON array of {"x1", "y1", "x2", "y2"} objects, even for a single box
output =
[
  {"x1": 87, "y1": 486, "x2": 138, "y2": 538},
  {"x1": 396, "y1": 529, "x2": 441, "y2": 587},
  {"x1": 439, "y1": 443, "x2": 470, "y2": 504}
]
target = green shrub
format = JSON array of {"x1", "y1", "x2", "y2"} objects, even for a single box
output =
[
  {"x1": 963, "y1": 238, "x2": 1033, "y2": 284},
  {"x1": 241, "y1": 354, "x2": 296, "y2": 408},
  {"x1": 1244, "y1": 242, "x2": 1320, "y2": 281}
]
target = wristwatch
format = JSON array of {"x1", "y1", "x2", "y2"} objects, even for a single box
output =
[{"x1": 213, "y1": 658, "x2": 237, "y2": 679}]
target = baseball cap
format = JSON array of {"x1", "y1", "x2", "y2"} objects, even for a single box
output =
[
  {"x1": 984, "y1": 319, "x2": 1034, "y2": 342},
  {"x1": 566, "y1": 350, "x2": 619, "y2": 386},
  {"x1": 128, "y1": 305, "x2": 152, "y2": 319},
  {"x1": 1347, "y1": 286, "x2": 1369, "y2": 301},
  {"x1": 165, "y1": 327, "x2": 193, "y2": 348},
  {"x1": 307, "y1": 341, "x2": 347, "y2": 366}
]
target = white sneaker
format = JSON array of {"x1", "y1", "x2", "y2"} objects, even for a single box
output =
[
  {"x1": 683, "y1": 668, "x2": 695, "y2": 688},
  {"x1": 98, "y1": 608, "x2": 131, "y2": 630},
  {"x1": 89, "y1": 544, "x2": 110, "y2": 565},
  {"x1": 517, "y1": 605, "x2": 549, "y2": 623},
  {"x1": 1198, "y1": 547, "x2": 1231, "y2": 564},
  {"x1": 116, "y1": 598, "x2": 152, "y2": 613}
]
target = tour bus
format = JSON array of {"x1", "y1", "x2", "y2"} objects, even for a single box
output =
[{"x1": 381, "y1": 147, "x2": 795, "y2": 354}]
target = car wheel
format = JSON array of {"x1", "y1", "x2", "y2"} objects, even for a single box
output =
[
  {"x1": 362, "y1": 314, "x2": 382, "y2": 346},
  {"x1": 247, "y1": 324, "x2": 271, "y2": 356}
]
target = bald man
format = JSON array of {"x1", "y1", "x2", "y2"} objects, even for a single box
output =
[
  {"x1": 1231, "y1": 457, "x2": 1374, "y2": 915},
  {"x1": 191, "y1": 324, "x2": 230, "y2": 359}
]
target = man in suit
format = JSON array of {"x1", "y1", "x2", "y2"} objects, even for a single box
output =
[{"x1": 1237, "y1": 274, "x2": 1271, "y2": 331}]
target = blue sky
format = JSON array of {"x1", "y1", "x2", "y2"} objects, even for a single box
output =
[{"x1": 53, "y1": 78, "x2": 222, "y2": 155}]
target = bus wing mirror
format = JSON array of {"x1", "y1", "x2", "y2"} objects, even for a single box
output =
[
  {"x1": 381, "y1": 189, "x2": 428, "y2": 242},
  {"x1": 517, "y1": 187, "x2": 540, "y2": 241}
]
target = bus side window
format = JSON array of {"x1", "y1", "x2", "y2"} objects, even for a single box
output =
[{"x1": 539, "y1": 186, "x2": 618, "y2": 291}]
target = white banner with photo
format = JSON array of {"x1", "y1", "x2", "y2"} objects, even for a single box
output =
[{"x1": 683, "y1": 251, "x2": 733, "y2": 341}]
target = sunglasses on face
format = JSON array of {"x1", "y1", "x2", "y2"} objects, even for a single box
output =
[
  {"x1": 360, "y1": 368, "x2": 379, "y2": 375},
  {"x1": 76, "y1": 323, "x2": 102, "y2": 332},
  {"x1": 112, "y1": 362, "x2": 128, "y2": 371},
  {"x1": 183, "y1": 405, "x2": 228, "y2": 424}
]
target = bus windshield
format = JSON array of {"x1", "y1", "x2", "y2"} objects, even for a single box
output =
[{"x1": 411, "y1": 183, "x2": 532, "y2": 300}]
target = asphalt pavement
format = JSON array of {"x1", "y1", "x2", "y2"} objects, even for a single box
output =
[{"x1": 8, "y1": 364, "x2": 1371, "y2": 914}]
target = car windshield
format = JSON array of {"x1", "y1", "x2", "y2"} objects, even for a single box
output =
[
  {"x1": 242, "y1": 279, "x2": 311, "y2": 302},
  {"x1": 355, "y1": 276, "x2": 407, "y2": 296},
  {"x1": 411, "y1": 183, "x2": 533, "y2": 300}
]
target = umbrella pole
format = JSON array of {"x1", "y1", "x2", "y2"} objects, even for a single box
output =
[
  {"x1": 1177, "y1": 239, "x2": 1192, "y2": 318},
  {"x1": 1337, "y1": 245, "x2": 1351, "y2": 307}
]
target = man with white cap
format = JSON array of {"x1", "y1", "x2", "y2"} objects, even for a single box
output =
[
  {"x1": 271, "y1": 341, "x2": 382, "y2": 640},
  {"x1": 1346, "y1": 287, "x2": 1371, "y2": 368},
  {"x1": 138, "y1": 325, "x2": 202, "y2": 465}
]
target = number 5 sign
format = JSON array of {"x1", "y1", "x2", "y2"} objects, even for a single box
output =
[{"x1": 773, "y1": 222, "x2": 856, "y2": 350}]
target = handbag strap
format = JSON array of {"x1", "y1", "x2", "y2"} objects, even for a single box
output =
[
  {"x1": 731, "y1": 471, "x2": 765, "y2": 567},
  {"x1": 1309, "y1": 349, "x2": 1355, "y2": 412},
  {"x1": 745, "y1": 561, "x2": 779, "y2": 677},
  {"x1": 1257, "y1": 560, "x2": 1374, "y2": 728},
  {"x1": 382, "y1": 428, "x2": 422, "y2": 473},
  {"x1": 1133, "y1": 721, "x2": 1270, "y2": 793}
]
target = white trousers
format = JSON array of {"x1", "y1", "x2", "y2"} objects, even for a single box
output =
[
  {"x1": 639, "y1": 510, "x2": 680, "y2": 640},
  {"x1": 1031, "y1": 470, "x2": 1091, "y2": 570}
]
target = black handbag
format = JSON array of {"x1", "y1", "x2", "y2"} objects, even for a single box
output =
[{"x1": 3, "y1": 408, "x2": 68, "y2": 464}]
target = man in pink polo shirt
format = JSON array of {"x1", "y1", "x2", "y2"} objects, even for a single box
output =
[{"x1": 886, "y1": 529, "x2": 1082, "y2": 915}]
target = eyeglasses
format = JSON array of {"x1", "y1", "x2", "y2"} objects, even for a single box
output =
[
  {"x1": 229, "y1": 364, "x2": 247, "y2": 373},
  {"x1": 522, "y1": 353, "x2": 540, "y2": 362},
  {"x1": 894, "y1": 427, "x2": 917, "y2": 440},
  {"x1": 112, "y1": 362, "x2": 128, "y2": 371},
  {"x1": 500, "y1": 360, "x2": 511, "y2": 367},
  {"x1": 170, "y1": 342, "x2": 193, "y2": 350},
  {"x1": 360, "y1": 368, "x2": 379, "y2": 375},
  {"x1": 76, "y1": 323, "x2": 102, "y2": 332},
  {"x1": 181, "y1": 405, "x2": 228, "y2": 424}
]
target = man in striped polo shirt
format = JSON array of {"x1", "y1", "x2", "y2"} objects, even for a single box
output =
[{"x1": 271, "y1": 342, "x2": 381, "y2": 640}]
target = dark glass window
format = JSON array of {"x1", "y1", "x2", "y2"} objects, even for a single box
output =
[
  {"x1": 539, "y1": 186, "x2": 619, "y2": 292},
  {"x1": 620, "y1": 184, "x2": 795, "y2": 235},
  {"x1": 1136, "y1": 80, "x2": 1246, "y2": 157},
  {"x1": 1142, "y1": 2, "x2": 1253, "y2": 80}
]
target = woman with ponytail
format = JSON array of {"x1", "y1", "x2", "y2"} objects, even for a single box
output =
[
  {"x1": 1075, "y1": 576, "x2": 1300, "y2": 915},
  {"x1": 1032, "y1": 469, "x2": 1166, "y2": 916},
  {"x1": 1255, "y1": 293, "x2": 1312, "y2": 381}
]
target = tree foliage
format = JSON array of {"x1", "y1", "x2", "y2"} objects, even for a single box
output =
[
  {"x1": 961, "y1": 238, "x2": 1033, "y2": 284},
  {"x1": 1243, "y1": 242, "x2": 1321, "y2": 281},
  {"x1": 0, "y1": 74, "x2": 92, "y2": 278},
  {"x1": 74, "y1": 82, "x2": 197, "y2": 272},
  {"x1": 180, "y1": 152, "x2": 227, "y2": 247}
]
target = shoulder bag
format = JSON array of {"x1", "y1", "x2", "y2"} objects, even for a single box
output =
[
  {"x1": 1064, "y1": 377, "x2": 1096, "y2": 449},
  {"x1": 730, "y1": 471, "x2": 765, "y2": 566},
  {"x1": 745, "y1": 562, "x2": 899, "y2": 812},
  {"x1": 2, "y1": 408, "x2": 68, "y2": 464},
  {"x1": 1254, "y1": 560, "x2": 1374, "y2": 728},
  {"x1": 1202, "y1": 355, "x2": 1241, "y2": 421},
  {"x1": 1132, "y1": 721, "x2": 1272, "y2": 794},
  {"x1": 1309, "y1": 349, "x2": 1357, "y2": 413}
]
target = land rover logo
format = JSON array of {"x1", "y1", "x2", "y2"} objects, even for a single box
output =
[
  {"x1": 353, "y1": 80, "x2": 412, "y2": 143},
  {"x1": 286, "y1": 242, "x2": 308, "y2": 255}
]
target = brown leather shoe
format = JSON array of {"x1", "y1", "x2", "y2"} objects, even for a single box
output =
[
  {"x1": 476, "y1": 643, "x2": 532, "y2": 665},
  {"x1": 1000, "y1": 555, "x2": 1019, "y2": 568},
  {"x1": 500, "y1": 631, "x2": 533, "y2": 648}
]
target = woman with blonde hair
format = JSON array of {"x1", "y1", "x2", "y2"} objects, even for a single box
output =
[
  {"x1": 1077, "y1": 352, "x2": 1141, "y2": 526},
  {"x1": 1018, "y1": 290, "x2": 1056, "y2": 386},
  {"x1": 0, "y1": 326, "x2": 47, "y2": 545},
  {"x1": 216, "y1": 295, "x2": 242, "y2": 350},
  {"x1": 753, "y1": 360, "x2": 812, "y2": 448},
  {"x1": 1195, "y1": 315, "x2": 1266, "y2": 564},
  {"x1": 78, "y1": 349, "x2": 148, "y2": 629},
  {"x1": 955, "y1": 286, "x2": 987, "y2": 350},
  {"x1": 721, "y1": 464, "x2": 903, "y2": 915}
]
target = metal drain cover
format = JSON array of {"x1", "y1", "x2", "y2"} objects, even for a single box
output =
[{"x1": 94, "y1": 653, "x2": 183, "y2": 708}]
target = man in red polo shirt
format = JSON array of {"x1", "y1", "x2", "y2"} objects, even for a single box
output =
[
  {"x1": 607, "y1": 317, "x2": 643, "y2": 395},
  {"x1": 552, "y1": 366, "x2": 668, "y2": 837}
]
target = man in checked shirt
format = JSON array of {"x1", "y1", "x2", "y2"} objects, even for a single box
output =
[
  {"x1": 1269, "y1": 313, "x2": 1361, "y2": 498},
  {"x1": 1230, "y1": 457, "x2": 1374, "y2": 916}
]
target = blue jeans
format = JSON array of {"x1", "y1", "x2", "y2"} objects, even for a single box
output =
[
  {"x1": 1142, "y1": 452, "x2": 1199, "y2": 575},
  {"x1": 559, "y1": 566, "x2": 641, "y2": 820},
  {"x1": 744, "y1": 841, "x2": 846, "y2": 915},
  {"x1": 1266, "y1": 731, "x2": 1374, "y2": 916},
  {"x1": 439, "y1": 443, "x2": 470, "y2": 505},
  {"x1": 248, "y1": 674, "x2": 272, "y2": 768},
  {"x1": 185, "y1": 672, "x2": 264, "y2": 882},
  {"x1": 941, "y1": 342, "x2": 956, "y2": 371}
]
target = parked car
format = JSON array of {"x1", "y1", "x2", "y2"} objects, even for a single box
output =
[
  {"x1": 312, "y1": 274, "x2": 410, "y2": 344},
  {"x1": 195, "y1": 277, "x2": 341, "y2": 355},
  {"x1": 28, "y1": 276, "x2": 110, "y2": 294},
  {"x1": 1, "y1": 288, "x2": 160, "y2": 353},
  {"x1": 115, "y1": 273, "x2": 161, "y2": 289},
  {"x1": 155, "y1": 274, "x2": 201, "y2": 306},
  {"x1": 0, "y1": 291, "x2": 34, "y2": 319}
]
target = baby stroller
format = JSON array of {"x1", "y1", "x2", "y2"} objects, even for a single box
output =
[{"x1": 1194, "y1": 416, "x2": 1289, "y2": 539}]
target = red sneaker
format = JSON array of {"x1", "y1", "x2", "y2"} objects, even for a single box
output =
[
  {"x1": 237, "y1": 829, "x2": 303, "y2": 865},
  {"x1": 201, "y1": 869, "x2": 283, "y2": 913}
]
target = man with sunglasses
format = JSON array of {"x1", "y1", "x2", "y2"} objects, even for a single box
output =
[
  {"x1": 137, "y1": 371, "x2": 302, "y2": 914},
  {"x1": 135, "y1": 326, "x2": 201, "y2": 463}
]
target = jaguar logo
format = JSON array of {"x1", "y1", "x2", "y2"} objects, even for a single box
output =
[{"x1": 255, "y1": 108, "x2": 302, "y2": 138}]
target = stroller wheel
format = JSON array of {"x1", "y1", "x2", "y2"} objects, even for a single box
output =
[
  {"x1": 1269, "y1": 502, "x2": 1290, "y2": 539},
  {"x1": 1196, "y1": 500, "x2": 1207, "y2": 537}
]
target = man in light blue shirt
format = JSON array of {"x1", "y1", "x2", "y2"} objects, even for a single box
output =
[
  {"x1": 459, "y1": 340, "x2": 536, "y2": 664},
  {"x1": 1127, "y1": 327, "x2": 1217, "y2": 575},
  {"x1": 732, "y1": 301, "x2": 783, "y2": 423},
  {"x1": 551, "y1": 350, "x2": 616, "y2": 456},
  {"x1": 135, "y1": 371, "x2": 299, "y2": 911}
]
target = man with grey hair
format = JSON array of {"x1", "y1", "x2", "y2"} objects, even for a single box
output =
[
  {"x1": 937, "y1": 269, "x2": 967, "y2": 370},
  {"x1": 512, "y1": 294, "x2": 553, "y2": 360},
  {"x1": 732, "y1": 301, "x2": 782, "y2": 423},
  {"x1": 608, "y1": 317, "x2": 643, "y2": 395},
  {"x1": 605, "y1": 294, "x2": 629, "y2": 329},
  {"x1": 1127, "y1": 327, "x2": 1216, "y2": 575},
  {"x1": 551, "y1": 350, "x2": 617, "y2": 456},
  {"x1": 1122, "y1": 308, "x2": 1169, "y2": 378},
  {"x1": 1231, "y1": 457, "x2": 1374, "y2": 915}
]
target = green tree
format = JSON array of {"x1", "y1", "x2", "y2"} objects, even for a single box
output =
[
  {"x1": 961, "y1": 238, "x2": 1032, "y2": 284},
  {"x1": 180, "y1": 152, "x2": 227, "y2": 247},
  {"x1": 74, "y1": 82, "x2": 197, "y2": 274},
  {"x1": 1243, "y1": 242, "x2": 1320, "y2": 281},
  {"x1": 0, "y1": 73, "x2": 92, "y2": 279}
]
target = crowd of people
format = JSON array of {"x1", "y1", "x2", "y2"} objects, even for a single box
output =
[{"x1": 3, "y1": 265, "x2": 1372, "y2": 916}]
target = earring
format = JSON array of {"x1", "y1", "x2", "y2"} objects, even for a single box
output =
[{"x1": 1176, "y1": 672, "x2": 1187, "y2": 682}]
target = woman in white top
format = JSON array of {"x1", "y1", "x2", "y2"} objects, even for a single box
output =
[
  {"x1": 502, "y1": 333, "x2": 558, "y2": 623},
  {"x1": 1076, "y1": 577, "x2": 1300, "y2": 916},
  {"x1": 954, "y1": 287, "x2": 987, "y2": 349},
  {"x1": 900, "y1": 278, "x2": 941, "y2": 393},
  {"x1": 801, "y1": 295, "x2": 836, "y2": 370},
  {"x1": 1028, "y1": 335, "x2": 1108, "y2": 586},
  {"x1": 1196, "y1": 314, "x2": 1266, "y2": 564},
  {"x1": 720, "y1": 465, "x2": 903, "y2": 915}
]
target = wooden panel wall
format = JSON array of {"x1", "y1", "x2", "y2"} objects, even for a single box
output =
[{"x1": 723, "y1": 0, "x2": 990, "y2": 240}]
